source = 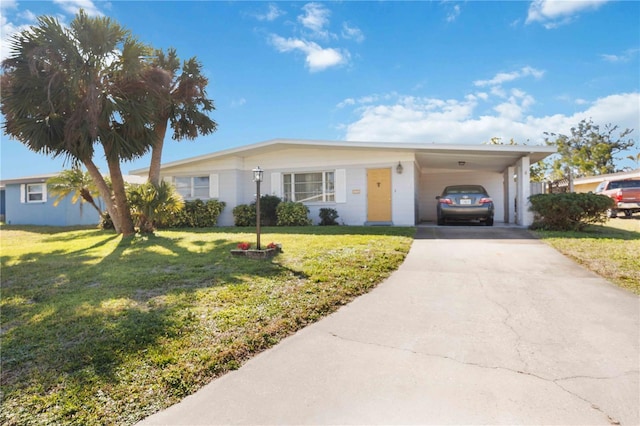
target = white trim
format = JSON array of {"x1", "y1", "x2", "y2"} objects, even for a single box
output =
[
  {"x1": 129, "y1": 139, "x2": 557, "y2": 175},
  {"x1": 271, "y1": 172, "x2": 282, "y2": 197},
  {"x1": 209, "y1": 174, "x2": 219, "y2": 198},
  {"x1": 335, "y1": 169, "x2": 346, "y2": 203},
  {"x1": 20, "y1": 184, "x2": 25, "y2": 204},
  {"x1": 25, "y1": 183, "x2": 46, "y2": 203}
]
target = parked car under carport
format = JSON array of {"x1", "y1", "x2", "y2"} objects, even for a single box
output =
[{"x1": 436, "y1": 185, "x2": 494, "y2": 226}]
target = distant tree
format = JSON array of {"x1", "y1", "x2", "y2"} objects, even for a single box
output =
[
  {"x1": 145, "y1": 48, "x2": 217, "y2": 187},
  {"x1": 484, "y1": 136, "x2": 548, "y2": 182},
  {"x1": 47, "y1": 168, "x2": 102, "y2": 215},
  {"x1": 627, "y1": 153, "x2": 640, "y2": 169},
  {"x1": 544, "y1": 119, "x2": 636, "y2": 179},
  {"x1": 1, "y1": 11, "x2": 157, "y2": 235},
  {"x1": 486, "y1": 137, "x2": 518, "y2": 145}
]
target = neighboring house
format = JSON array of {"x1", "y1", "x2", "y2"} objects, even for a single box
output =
[
  {"x1": 131, "y1": 138, "x2": 556, "y2": 227},
  {"x1": 0, "y1": 173, "x2": 145, "y2": 227},
  {"x1": 572, "y1": 169, "x2": 640, "y2": 193},
  {"x1": 0, "y1": 184, "x2": 6, "y2": 222}
]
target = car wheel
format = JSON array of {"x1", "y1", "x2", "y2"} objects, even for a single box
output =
[
  {"x1": 624, "y1": 210, "x2": 633, "y2": 217},
  {"x1": 486, "y1": 217, "x2": 494, "y2": 226},
  {"x1": 607, "y1": 209, "x2": 618, "y2": 218}
]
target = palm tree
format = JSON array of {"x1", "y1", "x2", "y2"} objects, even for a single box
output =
[
  {"x1": 627, "y1": 153, "x2": 640, "y2": 169},
  {"x1": 145, "y1": 49, "x2": 217, "y2": 186},
  {"x1": 1, "y1": 10, "x2": 156, "y2": 235},
  {"x1": 127, "y1": 181, "x2": 184, "y2": 233},
  {"x1": 47, "y1": 168, "x2": 103, "y2": 215}
]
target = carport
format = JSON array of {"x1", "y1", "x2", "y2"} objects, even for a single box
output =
[{"x1": 411, "y1": 144, "x2": 556, "y2": 226}]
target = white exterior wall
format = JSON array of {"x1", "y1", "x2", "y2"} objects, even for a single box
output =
[
  {"x1": 418, "y1": 169, "x2": 505, "y2": 223},
  {"x1": 159, "y1": 148, "x2": 417, "y2": 226},
  {"x1": 390, "y1": 160, "x2": 416, "y2": 226}
]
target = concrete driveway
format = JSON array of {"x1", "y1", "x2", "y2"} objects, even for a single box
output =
[{"x1": 140, "y1": 226, "x2": 639, "y2": 425}]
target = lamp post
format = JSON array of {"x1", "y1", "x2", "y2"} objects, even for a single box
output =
[{"x1": 253, "y1": 167, "x2": 264, "y2": 249}]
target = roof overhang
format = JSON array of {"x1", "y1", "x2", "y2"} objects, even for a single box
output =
[{"x1": 130, "y1": 138, "x2": 557, "y2": 174}]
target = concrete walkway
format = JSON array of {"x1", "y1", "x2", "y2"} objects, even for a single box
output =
[{"x1": 139, "y1": 226, "x2": 639, "y2": 425}]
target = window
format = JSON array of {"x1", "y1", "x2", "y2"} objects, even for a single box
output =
[
  {"x1": 283, "y1": 171, "x2": 334, "y2": 202},
  {"x1": 26, "y1": 184, "x2": 45, "y2": 202},
  {"x1": 175, "y1": 176, "x2": 210, "y2": 199}
]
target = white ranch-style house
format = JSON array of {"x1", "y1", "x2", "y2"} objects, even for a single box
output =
[{"x1": 130, "y1": 139, "x2": 557, "y2": 227}]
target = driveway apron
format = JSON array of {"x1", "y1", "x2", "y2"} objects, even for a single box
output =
[{"x1": 139, "y1": 226, "x2": 639, "y2": 425}]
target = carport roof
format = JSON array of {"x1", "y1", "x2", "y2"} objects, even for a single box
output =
[{"x1": 131, "y1": 138, "x2": 557, "y2": 174}]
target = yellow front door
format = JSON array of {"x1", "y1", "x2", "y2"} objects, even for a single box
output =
[{"x1": 367, "y1": 168, "x2": 392, "y2": 222}]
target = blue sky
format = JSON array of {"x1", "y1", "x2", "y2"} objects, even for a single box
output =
[{"x1": 1, "y1": 0, "x2": 639, "y2": 180}]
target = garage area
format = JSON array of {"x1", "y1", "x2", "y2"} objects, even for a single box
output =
[{"x1": 411, "y1": 145, "x2": 556, "y2": 226}]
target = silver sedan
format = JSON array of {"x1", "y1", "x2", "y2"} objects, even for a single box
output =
[{"x1": 436, "y1": 185, "x2": 495, "y2": 226}]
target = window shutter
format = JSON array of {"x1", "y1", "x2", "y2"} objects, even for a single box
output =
[
  {"x1": 209, "y1": 174, "x2": 219, "y2": 198},
  {"x1": 20, "y1": 184, "x2": 26, "y2": 203},
  {"x1": 335, "y1": 169, "x2": 347, "y2": 203},
  {"x1": 163, "y1": 176, "x2": 173, "y2": 184},
  {"x1": 271, "y1": 172, "x2": 282, "y2": 197},
  {"x1": 42, "y1": 185, "x2": 47, "y2": 203}
]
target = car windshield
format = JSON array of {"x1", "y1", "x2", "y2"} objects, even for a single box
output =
[{"x1": 444, "y1": 186, "x2": 486, "y2": 194}]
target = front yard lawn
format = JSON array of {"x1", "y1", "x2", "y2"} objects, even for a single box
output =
[
  {"x1": 0, "y1": 225, "x2": 414, "y2": 425},
  {"x1": 533, "y1": 217, "x2": 640, "y2": 295}
]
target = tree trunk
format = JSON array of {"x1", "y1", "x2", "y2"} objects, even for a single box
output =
[
  {"x1": 148, "y1": 119, "x2": 169, "y2": 187},
  {"x1": 80, "y1": 188, "x2": 104, "y2": 216},
  {"x1": 84, "y1": 158, "x2": 121, "y2": 233},
  {"x1": 106, "y1": 156, "x2": 136, "y2": 236}
]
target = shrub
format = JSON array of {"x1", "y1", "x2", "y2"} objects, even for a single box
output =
[
  {"x1": 164, "y1": 199, "x2": 226, "y2": 228},
  {"x1": 529, "y1": 193, "x2": 614, "y2": 231},
  {"x1": 232, "y1": 195, "x2": 282, "y2": 227},
  {"x1": 319, "y1": 208, "x2": 339, "y2": 226},
  {"x1": 128, "y1": 181, "x2": 184, "y2": 233},
  {"x1": 276, "y1": 202, "x2": 312, "y2": 226},
  {"x1": 259, "y1": 195, "x2": 282, "y2": 226},
  {"x1": 232, "y1": 204, "x2": 256, "y2": 227}
]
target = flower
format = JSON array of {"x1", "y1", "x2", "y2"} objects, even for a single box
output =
[
  {"x1": 237, "y1": 242, "x2": 251, "y2": 250},
  {"x1": 266, "y1": 242, "x2": 277, "y2": 249}
]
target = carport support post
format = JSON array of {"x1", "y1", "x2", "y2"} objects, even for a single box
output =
[
  {"x1": 504, "y1": 166, "x2": 516, "y2": 224},
  {"x1": 516, "y1": 156, "x2": 532, "y2": 226}
]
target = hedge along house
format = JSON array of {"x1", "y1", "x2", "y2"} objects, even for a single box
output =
[{"x1": 130, "y1": 139, "x2": 556, "y2": 227}]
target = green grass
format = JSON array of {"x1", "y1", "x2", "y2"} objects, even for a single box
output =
[
  {"x1": 0, "y1": 225, "x2": 414, "y2": 425},
  {"x1": 533, "y1": 217, "x2": 640, "y2": 294}
]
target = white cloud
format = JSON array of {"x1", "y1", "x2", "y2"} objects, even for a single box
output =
[
  {"x1": 446, "y1": 4, "x2": 461, "y2": 23},
  {"x1": 1, "y1": 0, "x2": 106, "y2": 61},
  {"x1": 526, "y1": 0, "x2": 610, "y2": 28},
  {"x1": 298, "y1": 2, "x2": 331, "y2": 39},
  {"x1": 336, "y1": 98, "x2": 356, "y2": 109},
  {"x1": 256, "y1": 3, "x2": 284, "y2": 22},
  {"x1": 269, "y1": 34, "x2": 348, "y2": 72},
  {"x1": 266, "y1": 3, "x2": 362, "y2": 72},
  {"x1": 601, "y1": 48, "x2": 640, "y2": 63},
  {"x1": 342, "y1": 22, "x2": 364, "y2": 43},
  {"x1": 474, "y1": 66, "x2": 545, "y2": 87},
  {"x1": 231, "y1": 98, "x2": 246, "y2": 108},
  {"x1": 0, "y1": 14, "x2": 31, "y2": 61},
  {"x1": 340, "y1": 88, "x2": 639, "y2": 148},
  {"x1": 52, "y1": 0, "x2": 103, "y2": 17},
  {"x1": 18, "y1": 10, "x2": 37, "y2": 22},
  {"x1": 0, "y1": 0, "x2": 17, "y2": 10}
]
